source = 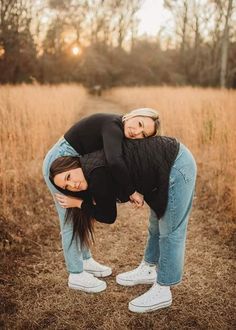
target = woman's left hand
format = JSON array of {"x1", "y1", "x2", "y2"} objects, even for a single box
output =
[{"x1": 55, "y1": 193, "x2": 83, "y2": 209}]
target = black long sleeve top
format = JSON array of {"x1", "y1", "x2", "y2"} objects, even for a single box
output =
[
  {"x1": 64, "y1": 113, "x2": 135, "y2": 199},
  {"x1": 80, "y1": 167, "x2": 117, "y2": 224}
]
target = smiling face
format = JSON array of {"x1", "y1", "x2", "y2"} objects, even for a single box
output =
[
  {"x1": 123, "y1": 116, "x2": 156, "y2": 139},
  {"x1": 53, "y1": 167, "x2": 88, "y2": 192}
]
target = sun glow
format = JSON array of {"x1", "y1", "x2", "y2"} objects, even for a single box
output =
[
  {"x1": 72, "y1": 46, "x2": 81, "y2": 56},
  {"x1": 0, "y1": 47, "x2": 5, "y2": 58}
]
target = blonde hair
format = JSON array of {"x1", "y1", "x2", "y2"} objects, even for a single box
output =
[{"x1": 122, "y1": 108, "x2": 161, "y2": 135}]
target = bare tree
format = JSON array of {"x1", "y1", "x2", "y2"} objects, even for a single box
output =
[
  {"x1": 164, "y1": 0, "x2": 190, "y2": 52},
  {"x1": 47, "y1": 0, "x2": 89, "y2": 47},
  {"x1": 0, "y1": 0, "x2": 36, "y2": 82},
  {"x1": 219, "y1": 0, "x2": 234, "y2": 87},
  {"x1": 110, "y1": 0, "x2": 143, "y2": 48}
]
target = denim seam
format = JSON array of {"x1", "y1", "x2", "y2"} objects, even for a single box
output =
[
  {"x1": 169, "y1": 180, "x2": 177, "y2": 232},
  {"x1": 158, "y1": 182, "x2": 176, "y2": 283},
  {"x1": 173, "y1": 166, "x2": 194, "y2": 183}
]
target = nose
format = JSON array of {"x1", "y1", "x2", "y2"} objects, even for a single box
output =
[
  {"x1": 133, "y1": 128, "x2": 143, "y2": 137},
  {"x1": 132, "y1": 127, "x2": 142, "y2": 135},
  {"x1": 67, "y1": 180, "x2": 76, "y2": 189}
]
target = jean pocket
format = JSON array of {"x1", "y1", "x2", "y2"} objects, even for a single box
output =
[{"x1": 173, "y1": 164, "x2": 195, "y2": 183}]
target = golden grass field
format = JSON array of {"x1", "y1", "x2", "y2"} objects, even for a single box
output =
[{"x1": 0, "y1": 85, "x2": 235, "y2": 329}]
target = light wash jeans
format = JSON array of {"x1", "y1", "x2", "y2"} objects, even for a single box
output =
[
  {"x1": 144, "y1": 143, "x2": 197, "y2": 286},
  {"x1": 42, "y1": 137, "x2": 91, "y2": 274}
]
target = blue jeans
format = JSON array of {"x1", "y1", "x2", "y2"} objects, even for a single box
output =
[
  {"x1": 42, "y1": 137, "x2": 91, "y2": 274},
  {"x1": 144, "y1": 143, "x2": 197, "y2": 286}
]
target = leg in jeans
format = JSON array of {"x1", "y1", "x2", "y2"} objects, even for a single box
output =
[
  {"x1": 128, "y1": 144, "x2": 197, "y2": 312},
  {"x1": 42, "y1": 138, "x2": 91, "y2": 274},
  {"x1": 144, "y1": 208, "x2": 160, "y2": 266},
  {"x1": 144, "y1": 143, "x2": 197, "y2": 285},
  {"x1": 157, "y1": 144, "x2": 196, "y2": 285}
]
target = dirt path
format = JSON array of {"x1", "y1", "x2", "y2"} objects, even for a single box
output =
[
  {"x1": 1, "y1": 96, "x2": 235, "y2": 330},
  {"x1": 77, "y1": 95, "x2": 125, "y2": 117}
]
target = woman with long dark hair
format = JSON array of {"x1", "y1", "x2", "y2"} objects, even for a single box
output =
[
  {"x1": 42, "y1": 109, "x2": 160, "y2": 293},
  {"x1": 50, "y1": 136, "x2": 197, "y2": 313}
]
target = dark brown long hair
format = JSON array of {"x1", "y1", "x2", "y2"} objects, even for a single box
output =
[{"x1": 49, "y1": 156, "x2": 95, "y2": 248}]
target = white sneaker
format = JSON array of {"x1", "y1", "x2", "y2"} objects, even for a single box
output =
[
  {"x1": 83, "y1": 257, "x2": 112, "y2": 277},
  {"x1": 129, "y1": 283, "x2": 172, "y2": 313},
  {"x1": 68, "y1": 271, "x2": 106, "y2": 293},
  {"x1": 116, "y1": 261, "x2": 157, "y2": 286}
]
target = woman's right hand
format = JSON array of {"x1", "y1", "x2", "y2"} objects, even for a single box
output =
[
  {"x1": 129, "y1": 191, "x2": 144, "y2": 208},
  {"x1": 55, "y1": 193, "x2": 83, "y2": 209}
]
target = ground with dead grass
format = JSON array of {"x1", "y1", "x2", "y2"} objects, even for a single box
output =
[{"x1": 1, "y1": 188, "x2": 235, "y2": 329}]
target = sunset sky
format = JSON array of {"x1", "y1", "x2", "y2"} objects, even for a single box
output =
[
  {"x1": 36, "y1": 0, "x2": 172, "y2": 38},
  {"x1": 137, "y1": 0, "x2": 172, "y2": 36}
]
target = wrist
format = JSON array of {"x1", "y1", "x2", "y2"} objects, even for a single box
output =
[
  {"x1": 77, "y1": 200, "x2": 83, "y2": 208},
  {"x1": 130, "y1": 191, "x2": 137, "y2": 198}
]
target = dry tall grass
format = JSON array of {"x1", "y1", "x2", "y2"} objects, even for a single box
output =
[
  {"x1": 105, "y1": 86, "x2": 236, "y2": 218},
  {"x1": 0, "y1": 84, "x2": 87, "y2": 217}
]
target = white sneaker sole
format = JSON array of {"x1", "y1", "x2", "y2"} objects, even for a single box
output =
[
  {"x1": 68, "y1": 281, "x2": 106, "y2": 293},
  {"x1": 116, "y1": 276, "x2": 156, "y2": 286},
  {"x1": 84, "y1": 268, "x2": 112, "y2": 278},
  {"x1": 128, "y1": 299, "x2": 172, "y2": 313}
]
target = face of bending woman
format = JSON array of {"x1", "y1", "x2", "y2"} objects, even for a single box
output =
[
  {"x1": 53, "y1": 167, "x2": 88, "y2": 192},
  {"x1": 123, "y1": 116, "x2": 156, "y2": 139}
]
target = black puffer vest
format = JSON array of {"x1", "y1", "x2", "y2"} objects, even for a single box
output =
[
  {"x1": 122, "y1": 136, "x2": 179, "y2": 218},
  {"x1": 79, "y1": 136, "x2": 179, "y2": 218},
  {"x1": 123, "y1": 136, "x2": 179, "y2": 194}
]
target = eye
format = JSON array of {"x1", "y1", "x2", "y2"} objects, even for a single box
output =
[
  {"x1": 139, "y1": 121, "x2": 143, "y2": 127},
  {"x1": 67, "y1": 173, "x2": 70, "y2": 180}
]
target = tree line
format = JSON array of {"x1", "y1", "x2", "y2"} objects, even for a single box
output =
[{"x1": 0, "y1": 0, "x2": 235, "y2": 88}]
